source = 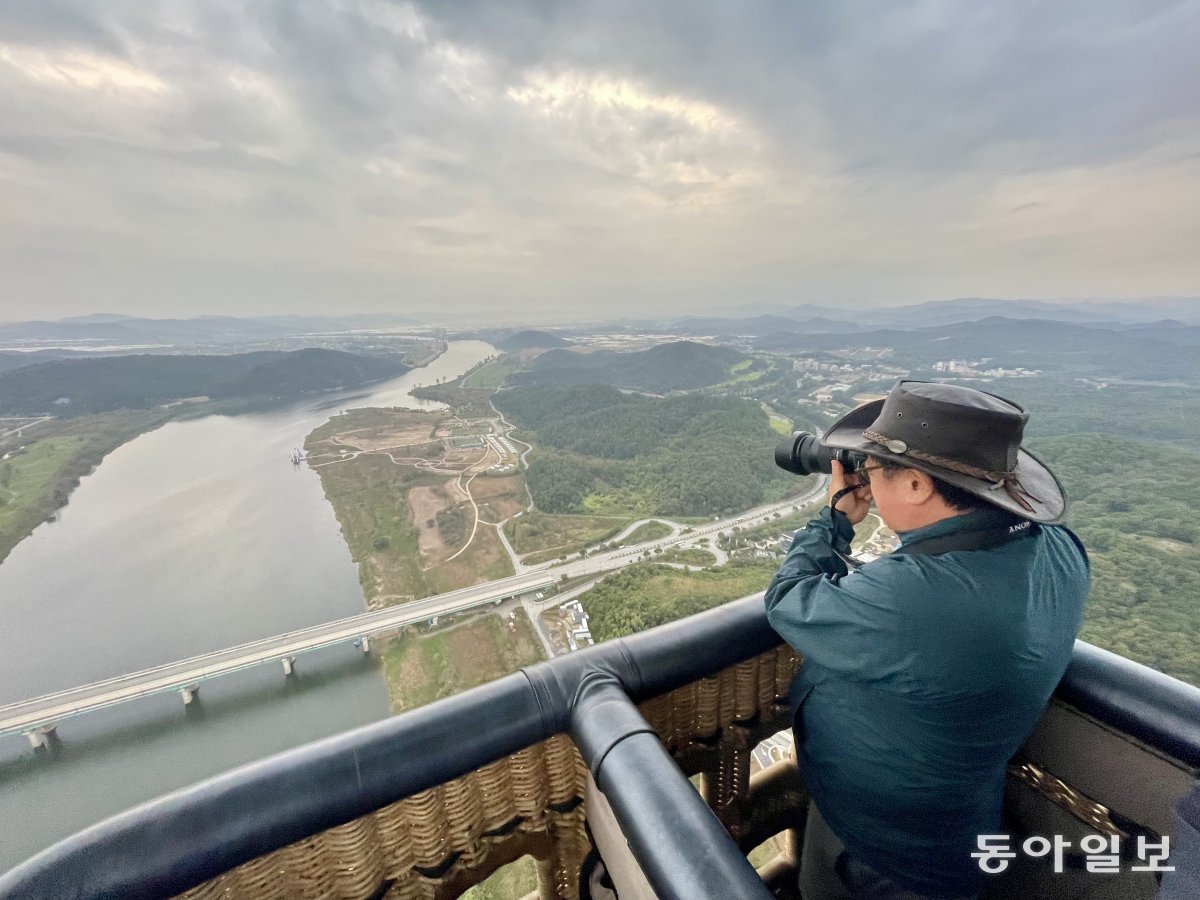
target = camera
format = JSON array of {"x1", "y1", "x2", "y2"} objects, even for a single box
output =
[{"x1": 774, "y1": 432, "x2": 866, "y2": 476}]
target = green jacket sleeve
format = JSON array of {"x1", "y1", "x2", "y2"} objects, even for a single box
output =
[{"x1": 764, "y1": 508, "x2": 913, "y2": 683}]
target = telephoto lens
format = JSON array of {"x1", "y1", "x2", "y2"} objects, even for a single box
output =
[{"x1": 774, "y1": 432, "x2": 864, "y2": 476}]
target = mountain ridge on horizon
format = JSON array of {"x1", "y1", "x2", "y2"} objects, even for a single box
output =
[{"x1": 5, "y1": 296, "x2": 1200, "y2": 342}]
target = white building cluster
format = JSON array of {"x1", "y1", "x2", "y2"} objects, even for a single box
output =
[
  {"x1": 485, "y1": 433, "x2": 516, "y2": 456},
  {"x1": 793, "y1": 358, "x2": 856, "y2": 374},
  {"x1": 932, "y1": 360, "x2": 1040, "y2": 377},
  {"x1": 486, "y1": 432, "x2": 520, "y2": 473},
  {"x1": 559, "y1": 600, "x2": 594, "y2": 652}
]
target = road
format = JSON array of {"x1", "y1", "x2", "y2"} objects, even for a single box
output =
[
  {"x1": 538, "y1": 479, "x2": 827, "y2": 580},
  {"x1": 606, "y1": 517, "x2": 686, "y2": 544},
  {"x1": 0, "y1": 416, "x2": 54, "y2": 443},
  {"x1": 0, "y1": 571, "x2": 555, "y2": 741},
  {"x1": 479, "y1": 407, "x2": 818, "y2": 576},
  {"x1": 514, "y1": 480, "x2": 828, "y2": 655},
  {"x1": 0, "y1": 479, "x2": 826, "y2": 742},
  {"x1": 520, "y1": 577, "x2": 604, "y2": 657}
]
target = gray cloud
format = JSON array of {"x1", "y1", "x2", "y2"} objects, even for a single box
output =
[{"x1": 0, "y1": 0, "x2": 1197, "y2": 322}]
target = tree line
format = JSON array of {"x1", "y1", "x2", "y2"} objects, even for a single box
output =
[
  {"x1": 1038, "y1": 433, "x2": 1200, "y2": 687},
  {"x1": 494, "y1": 385, "x2": 804, "y2": 517},
  {"x1": 0, "y1": 349, "x2": 409, "y2": 416},
  {"x1": 511, "y1": 340, "x2": 750, "y2": 393}
]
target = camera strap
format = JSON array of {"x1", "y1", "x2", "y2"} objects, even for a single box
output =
[
  {"x1": 894, "y1": 519, "x2": 1039, "y2": 557},
  {"x1": 834, "y1": 518, "x2": 1039, "y2": 570}
]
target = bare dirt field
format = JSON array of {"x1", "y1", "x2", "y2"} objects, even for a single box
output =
[
  {"x1": 426, "y1": 525, "x2": 509, "y2": 595},
  {"x1": 307, "y1": 406, "x2": 522, "y2": 606},
  {"x1": 326, "y1": 418, "x2": 439, "y2": 452},
  {"x1": 407, "y1": 484, "x2": 452, "y2": 560},
  {"x1": 472, "y1": 474, "x2": 528, "y2": 523},
  {"x1": 441, "y1": 446, "x2": 489, "y2": 473}
]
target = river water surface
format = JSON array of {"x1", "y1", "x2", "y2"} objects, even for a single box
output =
[{"x1": 0, "y1": 340, "x2": 495, "y2": 871}]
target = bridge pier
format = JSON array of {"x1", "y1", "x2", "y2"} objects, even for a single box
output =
[
  {"x1": 0, "y1": 575, "x2": 557, "y2": 742},
  {"x1": 25, "y1": 724, "x2": 56, "y2": 749}
]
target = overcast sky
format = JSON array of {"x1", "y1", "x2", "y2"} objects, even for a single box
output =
[{"x1": 1, "y1": 1, "x2": 1198, "y2": 323}]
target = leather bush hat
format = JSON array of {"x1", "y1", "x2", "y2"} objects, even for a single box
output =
[{"x1": 822, "y1": 380, "x2": 1068, "y2": 524}]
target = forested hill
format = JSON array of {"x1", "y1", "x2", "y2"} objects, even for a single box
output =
[
  {"x1": 0, "y1": 349, "x2": 410, "y2": 416},
  {"x1": 1037, "y1": 434, "x2": 1200, "y2": 687},
  {"x1": 493, "y1": 384, "x2": 805, "y2": 516},
  {"x1": 495, "y1": 330, "x2": 569, "y2": 351},
  {"x1": 510, "y1": 341, "x2": 750, "y2": 393},
  {"x1": 0, "y1": 350, "x2": 84, "y2": 375}
]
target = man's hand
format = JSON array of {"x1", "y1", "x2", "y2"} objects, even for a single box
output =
[{"x1": 829, "y1": 460, "x2": 872, "y2": 525}]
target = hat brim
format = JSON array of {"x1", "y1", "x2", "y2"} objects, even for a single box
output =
[{"x1": 822, "y1": 400, "x2": 1068, "y2": 524}]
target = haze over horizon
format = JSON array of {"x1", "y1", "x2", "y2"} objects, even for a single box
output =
[{"x1": 2, "y1": 1, "x2": 1198, "y2": 322}]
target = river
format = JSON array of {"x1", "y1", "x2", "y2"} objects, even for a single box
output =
[{"x1": 0, "y1": 340, "x2": 496, "y2": 872}]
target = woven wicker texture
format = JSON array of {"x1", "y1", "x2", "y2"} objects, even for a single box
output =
[{"x1": 176, "y1": 646, "x2": 803, "y2": 900}]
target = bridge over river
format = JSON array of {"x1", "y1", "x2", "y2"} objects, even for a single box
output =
[
  {"x1": 0, "y1": 571, "x2": 555, "y2": 747},
  {"x1": 2, "y1": 482, "x2": 827, "y2": 749}
]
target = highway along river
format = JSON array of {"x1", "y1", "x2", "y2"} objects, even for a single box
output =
[{"x1": 0, "y1": 340, "x2": 496, "y2": 871}]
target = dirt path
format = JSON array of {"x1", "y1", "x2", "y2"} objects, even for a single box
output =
[
  {"x1": 444, "y1": 445, "x2": 498, "y2": 562},
  {"x1": 309, "y1": 406, "x2": 528, "y2": 584},
  {"x1": 490, "y1": 398, "x2": 534, "y2": 513}
]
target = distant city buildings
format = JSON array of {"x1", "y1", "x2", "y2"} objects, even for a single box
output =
[
  {"x1": 790, "y1": 352, "x2": 906, "y2": 412},
  {"x1": 792, "y1": 358, "x2": 856, "y2": 373},
  {"x1": 931, "y1": 359, "x2": 1040, "y2": 377},
  {"x1": 809, "y1": 381, "x2": 853, "y2": 403},
  {"x1": 788, "y1": 350, "x2": 1038, "y2": 417},
  {"x1": 791, "y1": 353, "x2": 906, "y2": 383}
]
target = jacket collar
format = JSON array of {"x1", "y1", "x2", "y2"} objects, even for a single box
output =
[{"x1": 896, "y1": 506, "x2": 1023, "y2": 548}]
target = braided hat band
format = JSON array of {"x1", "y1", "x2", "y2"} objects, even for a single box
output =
[
  {"x1": 861, "y1": 428, "x2": 1044, "y2": 514},
  {"x1": 817, "y1": 381, "x2": 1067, "y2": 523}
]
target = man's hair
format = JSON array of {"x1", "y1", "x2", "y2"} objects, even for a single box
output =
[{"x1": 872, "y1": 457, "x2": 989, "y2": 512}]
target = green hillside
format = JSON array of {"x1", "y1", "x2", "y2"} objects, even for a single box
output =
[
  {"x1": 493, "y1": 384, "x2": 808, "y2": 517},
  {"x1": 0, "y1": 349, "x2": 409, "y2": 416},
  {"x1": 512, "y1": 340, "x2": 751, "y2": 393},
  {"x1": 1037, "y1": 434, "x2": 1200, "y2": 686},
  {"x1": 215, "y1": 348, "x2": 408, "y2": 399},
  {"x1": 581, "y1": 561, "x2": 781, "y2": 642}
]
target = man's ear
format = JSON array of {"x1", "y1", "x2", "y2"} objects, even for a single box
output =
[{"x1": 905, "y1": 469, "x2": 938, "y2": 505}]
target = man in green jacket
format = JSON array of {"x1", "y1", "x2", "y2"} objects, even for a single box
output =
[{"x1": 765, "y1": 381, "x2": 1090, "y2": 899}]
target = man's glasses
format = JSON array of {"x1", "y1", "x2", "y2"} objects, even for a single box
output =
[{"x1": 853, "y1": 464, "x2": 887, "y2": 485}]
